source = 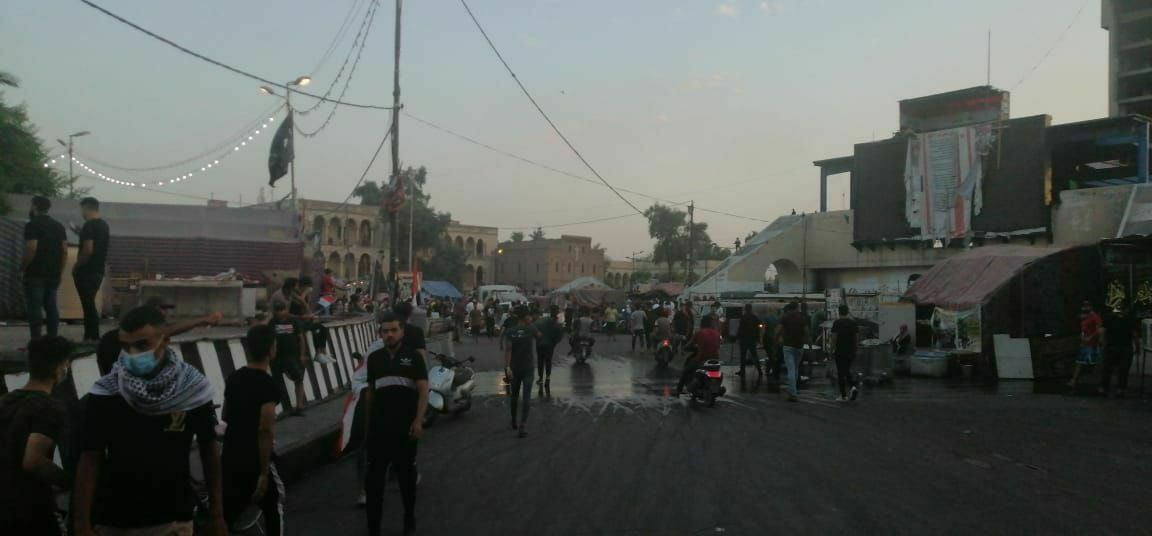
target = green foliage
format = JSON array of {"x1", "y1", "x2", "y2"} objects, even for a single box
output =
[
  {"x1": 0, "y1": 72, "x2": 64, "y2": 214},
  {"x1": 529, "y1": 227, "x2": 546, "y2": 241},
  {"x1": 422, "y1": 244, "x2": 468, "y2": 289},
  {"x1": 510, "y1": 231, "x2": 524, "y2": 242},
  {"x1": 630, "y1": 270, "x2": 653, "y2": 286},
  {"x1": 352, "y1": 180, "x2": 383, "y2": 206}
]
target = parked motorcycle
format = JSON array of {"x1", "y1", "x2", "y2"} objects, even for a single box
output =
[
  {"x1": 654, "y1": 338, "x2": 674, "y2": 367},
  {"x1": 425, "y1": 352, "x2": 477, "y2": 427},
  {"x1": 686, "y1": 359, "x2": 727, "y2": 407}
]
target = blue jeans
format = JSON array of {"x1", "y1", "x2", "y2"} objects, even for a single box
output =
[
  {"x1": 24, "y1": 277, "x2": 61, "y2": 340},
  {"x1": 782, "y1": 346, "x2": 803, "y2": 396}
]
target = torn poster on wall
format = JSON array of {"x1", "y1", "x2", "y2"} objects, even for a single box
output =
[{"x1": 904, "y1": 123, "x2": 997, "y2": 240}]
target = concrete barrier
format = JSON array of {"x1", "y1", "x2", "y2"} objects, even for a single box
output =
[{"x1": 1, "y1": 316, "x2": 379, "y2": 420}]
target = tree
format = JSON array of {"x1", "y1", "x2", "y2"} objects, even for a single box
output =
[
  {"x1": 351, "y1": 180, "x2": 383, "y2": 206},
  {"x1": 509, "y1": 231, "x2": 524, "y2": 242},
  {"x1": 422, "y1": 244, "x2": 468, "y2": 289},
  {"x1": 643, "y1": 203, "x2": 688, "y2": 278},
  {"x1": 0, "y1": 71, "x2": 64, "y2": 214},
  {"x1": 529, "y1": 227, "x2": 546, "y2": 241}
]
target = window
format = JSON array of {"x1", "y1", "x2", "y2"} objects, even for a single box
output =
[
  {"x1": 536, "y1": 263, "x2": 540, "y2": 273},
  {"x1": 567, "y1": 263, "x2": 572, "y2": 273},
  {"x1": 519, "y1": 263, "x2": 523, "y2": 273},
  {"x1": 580, "y1": 264, "x2": 584, "y2": 273},
  {"x1": 555, "y1": 263, "x2": 559, "y2": 273},
  {"x1": 593, "y1": 265, "x2": 597, "y2": 274},
  {"x1": 569, "y1": 246, "x2": 573, "y2": 253}
]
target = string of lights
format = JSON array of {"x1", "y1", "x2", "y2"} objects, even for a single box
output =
[
  {"x1": 72, "y1": 104, "x2": 283, "y2": 172},
  {"x1": 296, "y1": 0, "x2": 379, "y2": 116},
  {"x1": 44, "y1": 111, "x2": 282, "y2": 189},
  {"x1": 310, "y1": 0, "x2": 371, "y2": 77},
  {"x1": 294, "y1": 0, "x2": 381, "y2": 137}
]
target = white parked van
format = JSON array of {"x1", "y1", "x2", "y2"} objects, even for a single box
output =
[{"x1": 477, "y1": 285, "x2": 528, "y2": 304}]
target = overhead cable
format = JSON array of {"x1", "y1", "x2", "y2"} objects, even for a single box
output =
[
  {"x1": 295, "y1": 0, "x2": 381, "y2": 136},
  {"x1": 297, "y1": 0, "x2": 380, "y2": 116},
  {"x1": 81, "y1": 0, "x2": 393, "y2": 111},
  {"x1": 458, "y1": 0, "x2": 645, "y2": 216}
]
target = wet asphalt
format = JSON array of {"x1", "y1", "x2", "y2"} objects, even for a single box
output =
[{"x1": 285, "y1": 335, "x2": 1152, "y2": 535}]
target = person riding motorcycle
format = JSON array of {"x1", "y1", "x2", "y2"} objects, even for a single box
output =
[
  {"x1": 652, "y1": 308, "x2": 673, "y2": 355},
  {"x1": 672, "y1": 302, "x2": 695, "y2": 355},
  {"x1": 569, "y1": 307, "x2": 595, "y2": 356},
  {"x1": 676, "y1": 315, "x2": 721, "y2": 396}
]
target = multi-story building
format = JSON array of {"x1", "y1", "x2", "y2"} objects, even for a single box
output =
[
  {"x1": 445, "y1": 221, "x2": 498, "y2": 290},
  {"x1": 1103, "y1": 0, "x2": 1152, "y2": 117},
  {"x1": 495, "y1": 235, "x2": 606, "y2": 295},
  {"x1": 297, "y1": 199, "x2": 386, "y2": 282},
  {"x1": 604, "y1": 260, "x2": 635, "y2": 289}
]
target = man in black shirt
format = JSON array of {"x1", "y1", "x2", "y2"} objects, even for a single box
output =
[
  {"x1": 22, "y1": 196, "x2": 68, "y2": 341},
  {"x1": 0, "y1": 336, "x2": 74, "y2": 535},
  {"x1": 222, "y1": 324, "x2": 284, "y2": 534},
  {"x1": 73, "y1": 197, "x2": 110, "y2": 341},
  {"x1": 74, "y1": 306, "x2": 225, "y2": 536},
  {"x1": 1101, "y1": 311, "x2": 1139, "y2": 398},
  {"x1": 365, "y1": 312, "x2": 428, "y2": 536},
  {"x1": 270, "y1": 302, "x2": 308, "y2": 417},
  {"x1": 672, "y1": 301, "x2": 695, "y2": 355},
  {"x1": 96, "y1": 297, "x2": 223, "y2": 375},
  {"x1": 393, "y1": 301, "x2": 427, "y2": 361},
  {"x1": 736, "y1": 304, "x2": 762, "y2": 379},
  {"x1": 830, "y1": 305, "x2": 860, "y2": 401},
  {"x1": 504, "y1": 306, "x2": 541, "y2": 438}
]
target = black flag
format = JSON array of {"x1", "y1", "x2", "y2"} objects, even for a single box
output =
[{"x1": 268, "y1": 113, "x2": 294, "y2": 186}]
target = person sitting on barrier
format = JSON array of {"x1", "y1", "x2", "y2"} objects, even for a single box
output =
[{"x1": 283, "y1": 277, "x2": 336, "y2": 365}]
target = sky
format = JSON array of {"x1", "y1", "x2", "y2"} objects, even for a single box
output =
[{"x1": 1, "y1": 0, "x2": 1108, "y2": 260}]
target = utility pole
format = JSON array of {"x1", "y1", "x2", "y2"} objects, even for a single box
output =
[
  {"x1": 687, "y1": 201, "x2": 695, "y2": 286},
  {"x1": 56, "y1": 131, "x2": 90, "y2": 198},
  {"x1": 388, "y1": 0, "x2": 403, "y2": 299},
  {"x1": 801, "y1": 212, "x2": 808, "y2": 314}
]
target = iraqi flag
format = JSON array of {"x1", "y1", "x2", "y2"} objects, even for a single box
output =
[{"x1": 336, "y1": 340, "x2": 381, "y2": 456}]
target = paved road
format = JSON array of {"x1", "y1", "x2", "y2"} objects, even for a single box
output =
[{"x1": 286, "y1": 336, "x2": 1152, "y2": 535}]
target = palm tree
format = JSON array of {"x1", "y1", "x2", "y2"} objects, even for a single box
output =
[{"x1": 0, "y1": 71, "x2": 19, "y2": 88}]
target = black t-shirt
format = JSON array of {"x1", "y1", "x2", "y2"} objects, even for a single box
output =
[
  {"x1": 222, "y1": 367, "x2": 279, "y2": 474},
  {"x1": 77, "y1": 218, "x2": 110, "y2": 275},
  {"x1": 366, "y1": 345, "x2": 427, "y2": 440},
  {"x1": 0, "y1": 390, "x2": 66, "y2": 524},
  {"x1": 271, "y1": 317, "x2": 302, "y2": 361},
  {"x1": 83, "y1": 395, "x2": 216, "y2": 528},
  {"x1": 831, "y1": 318, "x2": 859, "y2": 357},
  {"x1": 403, "y1": 324, "x2": 427, "y2": 350},
  {"x1": 23, "y1": 215, "x2": 66, "y2": 279},
  {"x1": 738, "y1": 313, "x2": 761, "y2": 340},
  {"x1": 1104, "y1": 314, "x2": 1137, "y2": 351},
  {"x1": 504, "y1": 323, "x2": 539, "y2": 371}
]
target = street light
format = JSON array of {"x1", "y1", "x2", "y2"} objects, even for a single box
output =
[
  {"x1": 57, "y1": 131, "x2": 91, "y2": 197},
  {"x1": 258, "y1": 75, "x2": 311, "y2": 206}
]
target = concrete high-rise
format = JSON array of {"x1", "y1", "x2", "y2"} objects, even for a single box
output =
[{"x1": 1103, "y1": 0, "x2": 1152, "y2": 117}]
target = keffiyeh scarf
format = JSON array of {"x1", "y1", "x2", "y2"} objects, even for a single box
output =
[{"x1": 91, "y1": 349, "x2": 216, "y2": 415}]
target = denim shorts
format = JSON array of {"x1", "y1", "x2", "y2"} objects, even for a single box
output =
[{"x1": 1077, "y1": 346, "x2": 1101, "y2": 366}]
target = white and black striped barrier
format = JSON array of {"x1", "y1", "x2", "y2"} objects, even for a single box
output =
[{"x1": 2, "y1": 317, "x2": 380, "y2": 419}]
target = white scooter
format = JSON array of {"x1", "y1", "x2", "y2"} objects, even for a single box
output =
[{"x1": 424, "y1": 352, "x2": 477, "y2": 427}]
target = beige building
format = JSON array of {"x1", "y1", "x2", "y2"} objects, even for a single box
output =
[
  {"x1": 297, "y1": 199, "x2": 386, "y2": 282},
  {"x1": 445, "y1": 221, "x2": 498, "y2": 290},
  {"x1": 495, "y1": 235, "x2": 607, "y2": 295},
  {"x1": 604, "y1": 260, "x2": 635, "y2": 289}
]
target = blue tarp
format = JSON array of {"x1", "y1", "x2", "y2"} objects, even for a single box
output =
[{"x1": 421, "y1": 280, "x2": 462, "y2": 299}]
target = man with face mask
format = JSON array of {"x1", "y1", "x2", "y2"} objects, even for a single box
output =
[
  {"x1": 74, "y1": 306, "x2": 226, "y2": 536},
  {"x1": 0, "y1": 336, "x2": 75, "y2": 535},
  {"x1": 364, "y1": 312, "x2": 429, "y2": 536}
]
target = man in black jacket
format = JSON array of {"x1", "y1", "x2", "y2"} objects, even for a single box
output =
[{"x1": 736, "y1": 304, "x2": 762, "y2": 379}]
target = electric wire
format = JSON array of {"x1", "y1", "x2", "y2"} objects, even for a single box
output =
[
  {"x1": 296, "y1": 0, "x2": 380, "y2": 116},
  {"x1": 80, "y1": 0, "x2": 393, "y2": 111},
  {"x1": 295, "y1": 0, "x2": 381, "y2": 136},
  {"x1": 458, "y1": 0, "x2": 645, "y2": 216},
  {"x1": 310, "y1": 129, "x2": 392, "y2": 219},
  {"x1": 309, "y1": 0, "x2": 370, "y2": 76},
  {"x1": 1010, "y1": 0, "x2": 1091, "y2": 90}
]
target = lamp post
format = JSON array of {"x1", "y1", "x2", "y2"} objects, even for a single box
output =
[
  {"x1": 56, "y1": 131, "x2": 90, "y2": 197},
  {"x1": 259, "y1": 75, "x2": 311, "y2": 205}
]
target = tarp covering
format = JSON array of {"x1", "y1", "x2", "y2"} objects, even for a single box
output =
[
  {"x1": 548, "y1": 288, "x2": 626, "y2": 309},
  {"x1": 903, "y1": 245, "x2": 1070, "y2": 309},
  {"x1": 552, "y1": 276, "x2": 611, "y2": 293},
  {"x1": 421, "y1": 280, "x2": 462, "y2": 299}
]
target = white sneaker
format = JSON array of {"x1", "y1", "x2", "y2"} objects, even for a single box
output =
[
  {"x1": 850, "y1": 386, "x2": 859, "y2": 401},
  {"x1": 315, "y1": 353, "x2": 336, "y2": 365},
  {"x1": 356, "y1": 491, "x2": 366, "y2": 507}
]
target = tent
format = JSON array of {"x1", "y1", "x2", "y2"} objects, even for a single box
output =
[
  {"x1": 548, "y1": 277, "x2": 626, "y2": 308},
  {"x1": 421, "y1": 280, "x2": 463, "y2": 300}
]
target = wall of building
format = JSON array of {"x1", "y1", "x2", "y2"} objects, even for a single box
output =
[
  {"x1": 1051, "y1": 184, "x2": 1131, "y2": 244},
  {"x1": 446, "y1": 222, "x2": 498, "y2": 290},
  {"x1": 496, "y1": 235, "x2": 606, "y2": 294},
  {"x1": 298, "y1": 199, "x2": 384, "y2": 283}
]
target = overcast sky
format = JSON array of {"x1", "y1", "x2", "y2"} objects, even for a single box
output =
[{"x1": 2, "y1": 0, "x2": 1108, "y2": 259}]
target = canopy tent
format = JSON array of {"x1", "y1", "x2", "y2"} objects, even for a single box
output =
[
  {"x1": 547, "y1": 277, "x2": 625, "y2": 308},
  {"x1": 903, "y1": 245, "x2": 1067, "y2": 309},
  {"x1": 421, "y1": 280, "x2": 463, "y2": 300}
]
